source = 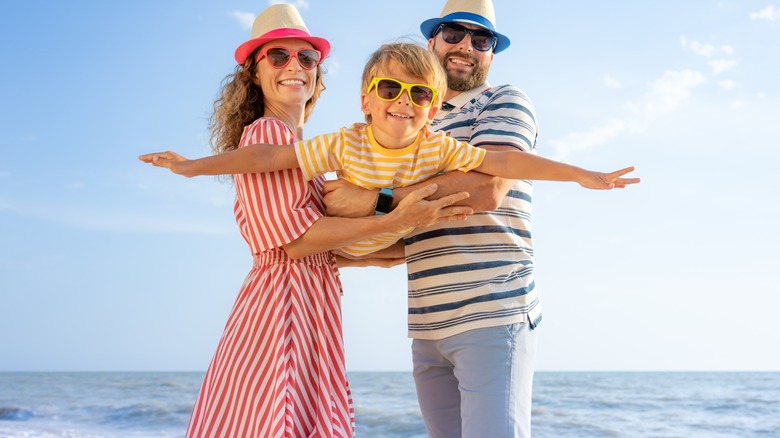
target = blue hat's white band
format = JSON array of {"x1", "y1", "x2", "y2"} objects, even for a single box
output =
[{"x1": 440, "y1": 12, "x2": 497, "y2": 32}]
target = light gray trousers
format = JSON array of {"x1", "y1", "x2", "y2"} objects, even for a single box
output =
[{"x1": 412, "y1": 322, "x2": 537, "y2": 438}]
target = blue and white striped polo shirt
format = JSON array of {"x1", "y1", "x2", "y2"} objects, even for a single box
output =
[{"x1": 404, "y1": 82, "x2": 542, "y2": 340}]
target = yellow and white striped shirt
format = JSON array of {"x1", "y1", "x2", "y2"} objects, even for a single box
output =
[{"x1": 294, "y1": 123, "x2": 486, "y2": 256}]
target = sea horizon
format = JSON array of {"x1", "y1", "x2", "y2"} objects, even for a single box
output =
[
  {"x1": 2, "y1": 371, "x2": 779, "y2": 437},
  {"x1": 3, "y1": 369, "x2": 777, "y2": 373}
]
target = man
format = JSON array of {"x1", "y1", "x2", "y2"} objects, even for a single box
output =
[{"x1": 324, "y1": 0, "x2": 539, "y2": 436}]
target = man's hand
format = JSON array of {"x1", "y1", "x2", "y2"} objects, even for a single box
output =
[
  {"x1": 323, "y1": 179, "x2": 377, "y2": 217},
  {"x1": 388, "y1": 184, "x2": 473, "y2": 230}
]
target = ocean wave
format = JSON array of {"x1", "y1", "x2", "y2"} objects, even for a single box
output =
[
  {"x1": 0, "y1": 406, "x2": 35, "y2": 421},
  {"x1": 99, "y1": 403, "x2": 191, "y2": 429}
]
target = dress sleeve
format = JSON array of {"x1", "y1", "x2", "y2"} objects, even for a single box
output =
[{"x1": 233, "y1": 118, "x2": 325, "y2": 252}]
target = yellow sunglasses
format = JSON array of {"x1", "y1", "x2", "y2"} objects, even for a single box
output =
[{"x1": 366, "y1": 77, "x2": 439, "y2": 108}]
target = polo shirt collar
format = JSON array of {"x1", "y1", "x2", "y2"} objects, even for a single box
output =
[{"x1": 441, "y1": 81, "x2": 491, "y2": 111}]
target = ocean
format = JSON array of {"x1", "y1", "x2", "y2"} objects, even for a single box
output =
[{"x1": 0, "y1": 371, "x2": 778, "y2": 437}]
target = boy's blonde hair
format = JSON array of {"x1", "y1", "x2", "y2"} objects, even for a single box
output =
[{"x1": 361, "y1": 42, "x2": 447, "y2": 123}]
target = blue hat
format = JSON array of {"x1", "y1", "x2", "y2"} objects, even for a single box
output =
[{"x1": 420, "y1": 0, "x2": 510, "y2": 53}]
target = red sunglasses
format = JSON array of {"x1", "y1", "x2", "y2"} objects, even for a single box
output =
[{"x1": 256, "y1": 47, "x2": 322, "y2": 70}]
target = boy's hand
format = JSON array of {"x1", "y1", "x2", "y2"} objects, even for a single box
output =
[
  {"x1": 579, "y1": 166, "x2": 640, "y2": 190},
  {"x1": 138, "y1": 151, "x2": 195, "y2": 177}
]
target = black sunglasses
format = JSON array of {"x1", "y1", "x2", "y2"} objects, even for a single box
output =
[{"x1": 435, "y1": 23, "x2": 497, "y2": 52}]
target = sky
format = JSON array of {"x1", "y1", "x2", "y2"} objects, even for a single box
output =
[{"x1": 1, "y1": 0, "x2": 779, "y2": 373}]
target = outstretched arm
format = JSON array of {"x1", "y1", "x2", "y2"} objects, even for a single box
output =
[
  {"x1": 477, "y1": 151, "x2": 640, "y2": 189},
  {"x1": 138, "y1": 143, "x2": 299, "y2": 177}
]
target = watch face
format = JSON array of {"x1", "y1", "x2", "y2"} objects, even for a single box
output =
[{"x1": 375, "y1": 192, "x2": 393, "y2": 214}]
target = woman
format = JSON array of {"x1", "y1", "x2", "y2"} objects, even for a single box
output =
[{"x1": 179, "y1": 5, "x2": 471, "y2": 437}]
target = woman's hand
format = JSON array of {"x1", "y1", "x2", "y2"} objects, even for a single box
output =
[
  {"x1": 578, "y1": 166, "x2": 640, "y2": 190},
  {"x1": 387, "y1": 184, "x2": 473, "y2": 230},
  {"x1": 138, "y1": 151, "x2": 196, "y2": 177}
]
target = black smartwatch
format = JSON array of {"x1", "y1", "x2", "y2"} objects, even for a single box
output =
[{"x1": 374, "y1": 188, "x2": 393, "y2": 215}]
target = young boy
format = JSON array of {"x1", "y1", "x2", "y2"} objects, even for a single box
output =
[{"x1": 140, "y1": 42, "x2": 639, "y2": 256}]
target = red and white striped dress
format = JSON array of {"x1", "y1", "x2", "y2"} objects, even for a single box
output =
[{"x1": 185, "y1": 118, "x2": 355, "y2": 438}]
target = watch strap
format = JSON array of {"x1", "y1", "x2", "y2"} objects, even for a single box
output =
[{"x1": 374, "y1": 187, "x2": 393, "y2": 215}]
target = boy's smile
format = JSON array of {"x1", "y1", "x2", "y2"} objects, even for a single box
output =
[{"x1": 361, "y1": 61, "x2": 438, "y2": 150}]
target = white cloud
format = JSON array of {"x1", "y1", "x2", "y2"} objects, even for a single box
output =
[
  {"x1": 639, "y1": 69, "x2": 706, "y2": 120},
  {"x1": 708, "y1": 59, "x2": 737, "y2": 75},
  {"x1": 549, "y1": 119, "x2": 638, "y2": 158},
  {"x1": 269, "y1": 0, "x2": 311, "y2": 10},
  {"x1": 21, "y1": 135, "x2": 38, "y2": 142},
  {"x1": 603, "y1": 75, "x2": 623, "y2": 89},
  {"x1": 550, "y1": 70, "x2": 705, "y2": 159},
  {"x1": 0, "y1": 171, "x2": 9, "y2": 178},
  {"x1": 750, "y1": 5, "x2": 780, "y2": 21},
  {"x1": 323, "y1": 56, "x2": 342, "y2": 75},
  {"x1": 718, "y1": 79, "x2": 738, "y2": 90},
  {"x1": 234, "y1": 1, "x2": 311, "y2": 29},
  {"x1": 680, "y1": 36, "x2": 736, "y2": 58},
  {"x1": 231, "y1": 11, "x2": 255, "y2": 29},
  {"x1": 680, "y1": 36, "x2": 716, "y2": 57},
  {"x1": 732, "y1": 101, "x2": 746, "y2": 109}
]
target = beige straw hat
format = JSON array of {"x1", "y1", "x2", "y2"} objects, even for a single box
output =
[
  {"x1": 420, "y1": 0, "x2": 510, "y2": 53},
  {"x1": 234, "y1": 4, "x2": 330, "y2": 64}
]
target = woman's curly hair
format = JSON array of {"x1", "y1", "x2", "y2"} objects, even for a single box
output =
[{"x1": 209, "y1": 49, "x2": 325, "y2": 156}]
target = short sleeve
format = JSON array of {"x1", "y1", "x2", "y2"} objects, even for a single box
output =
[
  {"x1": 294, "y1": 131, "x2": 342, "y2": 181},
  {"x1": 437, "y1": 134, "x2": 487, "y2": 173}
]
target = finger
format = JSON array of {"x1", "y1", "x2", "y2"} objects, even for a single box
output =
[
  {"x1": 433, "y1": 191, "x2": 469, "y2": 207},
  {"x1": 322, "y1": 180, "x2": 338, "y2": 194},
  {"x1": 384, "y1": 258, "x2": 405, "y2": 268},
  {"x1": 139, "y1": 152, "x2": 170, "y2": 161},
  {"x1": 407, "y1": 183, "x2": 438, "y2": 201},
  {"x1": 152, "y1": 156, "x2": 173, "y2": 168},
  {"x1": 616, "y1": 177, "x2": 641, "y2": 185},
  {"x1": 439, "y1": 206, "x2": 473, "y2": 217},
  {"x1": 436, "y1": 214, "x2": 468, "y2": 223},
  {"x1": 606, "y1": 166, "x2": 636, "y2": 179}
]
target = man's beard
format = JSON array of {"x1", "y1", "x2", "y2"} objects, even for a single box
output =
[{"x1": 441, "y1": 50, "x2": 489, "y2": 92}]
